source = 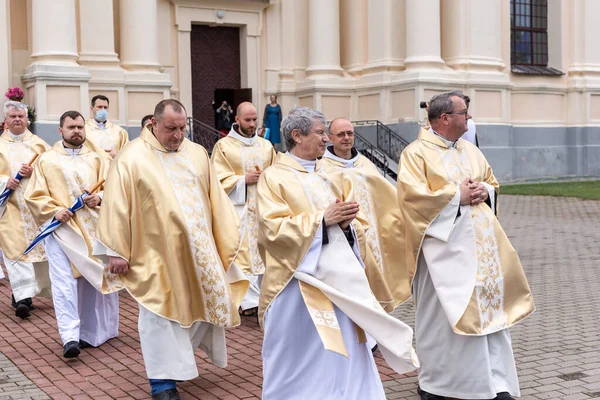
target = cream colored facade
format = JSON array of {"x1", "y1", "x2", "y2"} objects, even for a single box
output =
[{"x1": 1, "y1": 0, "x2": 599, "y2": 180}]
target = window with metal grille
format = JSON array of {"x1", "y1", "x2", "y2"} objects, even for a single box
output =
[{"x1": 511, "y1": 0, "x2": 548, "y2": 66}]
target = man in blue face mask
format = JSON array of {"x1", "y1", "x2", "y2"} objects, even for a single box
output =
[{"x1": 85, "y1": 95, "x2": 130, "y2": 159}]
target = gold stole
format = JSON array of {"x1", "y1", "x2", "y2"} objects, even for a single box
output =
[
  {"x1": 437, "y1": 144, "x2": 508, "y2": 332},
  {"x1": 292, "y1": 168, "x2": 366, "y2": 357},
  {"x1": 61, "y1": 153, "x2": 98, "y2": 243},
  {"x1": 154, "y1": 147, "x2": 233, "y2": 327},
  {"x1": 238, "y1": 145, "x2": 266, "y2": 275}
]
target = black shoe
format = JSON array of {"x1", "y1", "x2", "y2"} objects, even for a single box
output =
[
  {"x1": 240, "y1": 307, "x2": 258, "y2": 317},
  {"x1": 63, "y1": 341, "x2": 80, "y2": 358},
  {"x1": 79, "y1": 340, "x2": 93, "y2": 349},
  {"x1": 24, "y1": 297, "x2": 34, "y2": 310},
  {"x1": 15, "y1": 303, "x2": 31, "y2": 319},
  {"x1": 371, "y1": 344, "x2": 379, "y2": 354},
  {"x1": 152, "y1": 388, "x2": 181, "y2": 400},
  {"x1": 493, "y1": 393, "x2": 515, "y2": 400},
  {"x1": 417, "y1": 386, "x2": 445, "y2": 400},
  {"x1": 12, "y1": 295, "x2": 34, "y2": 310}
]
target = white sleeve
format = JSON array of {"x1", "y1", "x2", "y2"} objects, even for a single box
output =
[
  {"x1": 482, "y1": 182, "x2": 497, "y2": 214},
  {"x1": 0, "y1": 175, "x2": 8, "y2": 192},
  {"x1": 0, "y1": 177, "x2": 7, "y2": 218},
  {"x1": 92, "y1": 240, "x2": 128, "y2": 261},
  {"x1": 297, "y1": 220, "x2": 324, "y2": 276},
  {"x1": 228, "y1": 177, "x2": 246, "y2": 206},
  {"x1": 426, "y1": 190, "x2": 460, "y2": 243},
  {"x1": 462, "y1": 119, "x2": 476, "y2": 144}
]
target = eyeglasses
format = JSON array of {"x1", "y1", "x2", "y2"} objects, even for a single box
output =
[
  {"x1": 333, "y1": 131, "x2": 354, "y2": 139},
  {"x1": 444, "y1": 109, "x2": 469, "y2": 116}
]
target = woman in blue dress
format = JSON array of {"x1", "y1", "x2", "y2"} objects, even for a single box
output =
[{"x1": 262, "y1": 95, "x2": 283, "y2": 150}]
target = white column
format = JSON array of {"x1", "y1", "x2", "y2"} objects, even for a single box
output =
[
  {"x1": 0, "y1": 0, "x2": 11, "y2": 120},
  {"x1": 30, "y1": 0, "x2": 78, "y2": 65},
  {"x1": 340, "y1": 0, "x2": 367, "y2": 75},
  {"x1": 24, "y1": 0, "x2": 90, "y2": 129},
  {"x1": 306, "y1": 0, "x2": 343, "y2": 78},
  {"x1": 570, "y1": 0, "x2": 600, "y2": 75},
  {"x1": 78, "y1": 0, "x2": 120, "y2": 66},
  {"x1": 440, "y1": 0, "x2": 504, "y2": 72},
  {"x1": 177, "y1": 27, "x2": 192, "y2": 114},
  {"x1": 119, "y1": 0, "x2": 160, "y2": 72},
  {"x1": 364, "y1": 0, "x2": 405, "y2": 73},
  {"x1": 264, "y1": 2, "x2": 282, "y2": 92},
  {"x1": 279, "y1": 0, "x2": 296, "y2": 82},
  {"x1": 404, "y1": 0, "x2": 444, "y2": 69}
]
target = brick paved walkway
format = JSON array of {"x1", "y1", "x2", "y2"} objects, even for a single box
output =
[{"x1": 0, "y1": 195, "x2": 598, "y2": 399}]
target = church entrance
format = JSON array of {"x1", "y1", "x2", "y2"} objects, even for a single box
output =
[{"x1": 190, "y1": 25, "x2": 252, "y2": 128}]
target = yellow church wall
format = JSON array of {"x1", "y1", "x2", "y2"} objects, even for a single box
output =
[
  {"x1": 127, "y1": 91, "x2": 164, "y2": 121},
  {"x1": 321, "y1": 95, "x2": 351, "y2": 121},
  {"x1": 358, "y1": 93, "x2": 380, "y2": 120},
  {"x1": 511, "y1": 93, "x2": 566, "y2": 125},
  {"x1": 474, "y1": 90, "x2": 503, "y2": 121},
  {"x1": 46, "y1": 86, "x2": 81, "y2": 118},
  {"x1": 391, "y1": 89, "x2": 415, "y2": 121}
]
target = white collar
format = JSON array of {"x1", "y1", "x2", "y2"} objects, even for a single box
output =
[
  {"x1": 63, "y1": 143, "x2": 83, "y2": 156},
  {"x1": 8, "y1": 130, "x2": 26, "y2": 141},
  {"x1": 94, "y1": 120, "x2": 106, "y2": 129},
  {"x1": 288, "y1": 151, "x2": 316, "y2": 173},
  {"x1": 227, "y1": 124, "x2": 257, "y2": 146},
  {"x1": 323, "y1": 147, "x2": 359, "y2": 168},
  {"x1": 430, "y1": 127, "x2": 456, "y2": 147}
]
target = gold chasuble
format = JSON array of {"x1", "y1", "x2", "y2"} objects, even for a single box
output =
[
  {"x1": 256, "y1": 153, "x2": 369, "y2": 350},
  {"x1": 322, "y1": 148, "x2": 410, "y2": 310},
  {"x1": 0, "y1": 131, "x2": 50, "y2": 262},
  {"x1": 211, "y1": 132, "x2": 276, "y2": 275},
  {"x1": 95, "y1": 128, "x2": 248, "y2": 328},
  {"x1": 85, "y1": 119, "x2": 129, "y2": 152},
  {"x1": 25, "y1": 141, "x2": 109, "y2": 278},
  {"x1": 397, "y1": 128, "x2": 534, "y2": 336}
]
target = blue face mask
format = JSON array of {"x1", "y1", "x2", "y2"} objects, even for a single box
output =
[{"x1": 95, "y1": 109, "x2": 108, "y2": 122}]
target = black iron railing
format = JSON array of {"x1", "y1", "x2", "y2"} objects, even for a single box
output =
[
  {"x1": 186, "y1": 117, "x2": 222, "y2": 154},
  {"x1": 353, "y1": 132, "x2": 392, "y2": 178},
  {"x1": 353, "y1": 120, "x2": 410, "y2": 163}
]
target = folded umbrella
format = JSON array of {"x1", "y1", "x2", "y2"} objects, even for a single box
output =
[
  {"x1": 0, "y1": 154, "x2": 39, "y2": 207},
  {"x1": 17, "y1": 179, "x2": 105, "y2": 259}
]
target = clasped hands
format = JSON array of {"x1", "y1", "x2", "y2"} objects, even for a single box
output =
[
  {"x1": 460, "y1": 178, "x2": 488, "y2": 206},
  {"x1": 324, "y1": 199, "x2": 359, "y2": 229}
]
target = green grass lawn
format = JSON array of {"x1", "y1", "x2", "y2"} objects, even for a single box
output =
[{"x1": 501, "y1": 180, "x2": 600, "y2": 200}]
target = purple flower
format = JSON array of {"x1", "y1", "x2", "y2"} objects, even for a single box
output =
[{"x1": 5, "y1": 87, "x2": 24, "y2": 101}]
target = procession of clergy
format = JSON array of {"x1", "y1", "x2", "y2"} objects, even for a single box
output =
[{"x1": 0, "y1": 90, "x2": 534, "y2": 400}]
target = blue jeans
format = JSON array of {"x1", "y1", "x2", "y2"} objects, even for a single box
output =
[{"x1": 149, "y1": 379, "x2": 176, "y2": 396}]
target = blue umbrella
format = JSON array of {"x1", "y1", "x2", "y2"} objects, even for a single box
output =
[
  {"x1": 17, "y1": 178, "x2": 105, "y2": 259},
  {"x1": 0, "y1": 154, "x2": 39, "y2": 207}
]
